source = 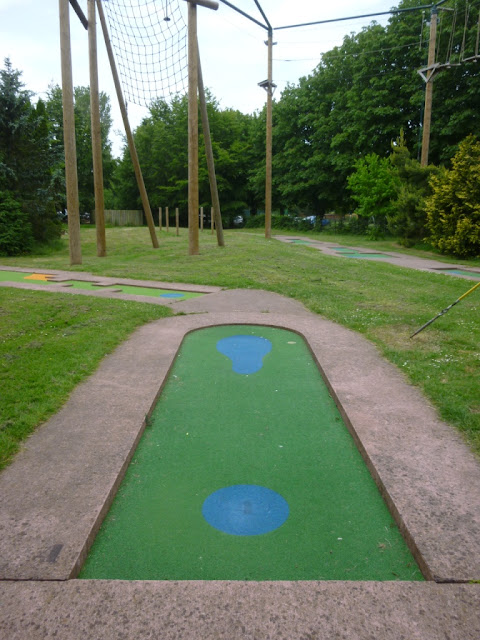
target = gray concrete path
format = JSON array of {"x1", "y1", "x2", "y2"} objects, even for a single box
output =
[
  {"x1": 275, "y1": 235, "x2": 480, "y2": 280},
  {"x1": 0, "y1": 285, "x2": 479, "y2": 639}
]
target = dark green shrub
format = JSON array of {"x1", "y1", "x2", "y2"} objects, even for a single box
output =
[
  {"x1": 425, "y1": 135, "x2": 480, "y2": 258},
  {"x1": 0, "y1": 191, "x2": 33, "y2": 255}
]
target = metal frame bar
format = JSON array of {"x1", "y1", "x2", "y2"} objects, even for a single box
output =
[{"x1": 69, "y1": 0, "x2": 88, "y2": 29}]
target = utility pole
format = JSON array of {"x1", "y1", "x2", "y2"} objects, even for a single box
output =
[
  {"x1": 184, "y1": 0, "x2": 218, "y2": 255},
  {"x1": 421, "y1": 5, "x2": 438, "y2": 166},
  {"x1": 88, "y1": 0, "x2": 106, "y2": 256},
  {"x1": 59, "y1": 0, "x2": 82, "y2": 265},
  {"x1": 187, "y1": 0, "x2": 199, "y2": 255},
  {"x1": 265, "y1": 29, "x2": 274, "y2": 239}
]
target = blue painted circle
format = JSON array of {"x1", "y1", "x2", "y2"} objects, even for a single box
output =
[
  {"x1": 202, "y1": 485, "x2": 289, "y2": 536},
  {"x1": 159, "y1": 292, "x2": 184, "y2": 298}
]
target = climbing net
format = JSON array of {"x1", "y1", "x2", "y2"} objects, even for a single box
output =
[{"x1": 102, "y1": 0, "x2": 188, "y2": 106}]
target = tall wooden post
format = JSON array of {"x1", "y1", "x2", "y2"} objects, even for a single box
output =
[
  {"x1": 265, "y1": 29, "x2": 273, "y2": 239},
  {"x1": 188, "y1": 1, "x2": 200, "y2": 255},
  {"x1": 421, "y1": 6, "x2": 438, "y2": 167},
  {"x1": 59, "y1": 0, "x2": 82, "y2": 265},
  {"x1": 96, "y1": 0, "x2": 159, "y2": 248},
  {"x1": 175, "y1": 207, "x2": 179, "y2": 236},
  {"x1": 159, "y1": 207, "x2": 162, "y2": 231},
  {"x1": 166, "y1": 206, "x2": 169, "y2": 232},
  {"x1": 88, "y1": 0, "x2": 106, "y2": 257},
  {"x1": 198, "y1": 45, "x2": 225, "y2": 247}
]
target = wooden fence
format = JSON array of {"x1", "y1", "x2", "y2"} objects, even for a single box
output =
[{"x1": 104, "y1": 210, "x2": 143, "y2": 226}]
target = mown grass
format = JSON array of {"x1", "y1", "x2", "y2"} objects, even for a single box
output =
[
  {"x1": 0, "y1": 288, "x2": 172, "y2": 469},
  {"x1": 1, "y1": 226, "x2": 479, "y2": 462}
]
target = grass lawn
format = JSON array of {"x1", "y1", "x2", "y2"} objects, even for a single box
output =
[
  {"x1": 0, "y1": 288, "x2": 173, "y2": 469},
  {"x1": 1, "y1": 226, "x2": 479, "y2": 466}
]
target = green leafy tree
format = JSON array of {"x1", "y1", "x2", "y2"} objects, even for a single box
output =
[
  {"x1": 425, "y1": 134, "x2": 480, "y2": 257},
  {"x1": 113, "y1": 92, "x2": 258, "y2": 226},
  {"x1": 0, "y1": 59, "x2": 60, "y2": 248},
  {"x1": 45, "y1": 84, "x2": 115, "y2": 215},
  {"x1": 347, "y1": 153, "x2": 398, "y2": 229},
  {"x1": 388, "y1": 131, "x2": 438, "y2": 245},
  {"x1": 0, "y1": 191, "x2": 33, "y2": 255}
]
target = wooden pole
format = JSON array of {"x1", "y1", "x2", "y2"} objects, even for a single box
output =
[
  {"x1": 211, "y1": 206, "x2": 214, "y2": 234},
  {"x1": 176, "y1": 207, "x2": 179, "y2": 236},
  {"x1": 200, "y1": 206, "x2": 204, "y2": 231},
  {"x1": 59, "y1": 0, "x2": 82, "y2": 265},
  {"x1": 88, "y1": 0, "x2": 106, "y2": 257},
  {"x1": 159, "y1": 207, "x2": 162, "y2": 231},
  {"x1": 166, "y1": 206, "x2": 169, "y2": 232},
  {"x1": 421, "y1": 6, "x2": 438, "y2": 167},
  {"x1": 265, "y1": 29, "x2": 273, "y2": 239},
  {"x1": 96, "y1": 0, "x2": 159, "y2": 248},
  {"x1": 197, "y1": 45, "x2": 225, "y2": 247},
  {"x1": 188, "y1": 1, "x2": 199, "y2": 255}
]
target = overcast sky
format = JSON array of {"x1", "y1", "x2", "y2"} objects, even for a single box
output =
[{"x1": 1, "y1": 0, "x2": 399, "y2": 155}]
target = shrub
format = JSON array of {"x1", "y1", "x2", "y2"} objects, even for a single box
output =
[
  {"x1": 347, "y1": 153, "x2": 398, "y2": 225},
  {"x1": 387, "y1": 132, "x2": 438, "y2": 246},
  {"x1": 425, "y1": 135, "x2": 480, "y2": 258},
  {"x1": 0, "y1": 191, "x2": 33, "y2": 256}
]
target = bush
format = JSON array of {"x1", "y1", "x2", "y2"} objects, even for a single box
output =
[
  {"x1": 347, "y1": 153, "x2": 398, "y2": 225},
  {"x1": 387, "y1": 132, "x2": 438, "y2": 245},
  {"x1": 425, "y1": 135, "x2": 480, "y2": 258},
  {"x1": 0, "y1": 191, "x2": 33, "y2": 256}
]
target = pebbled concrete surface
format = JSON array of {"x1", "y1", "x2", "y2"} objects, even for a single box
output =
[
  {"x1": 1, "y1": 286, "x2": 479, "y2": 638},
  {"x1": 0, "y1": 581, "x2": 479, "y2": 640}
]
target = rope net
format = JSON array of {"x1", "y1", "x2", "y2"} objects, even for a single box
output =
[{"x1": 102, "y1": 0, "x2": 187, "y2": 106}]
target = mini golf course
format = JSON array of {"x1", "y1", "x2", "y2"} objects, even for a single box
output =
[
  {"x1": 436, "y1": 268, "x2": 480, "y2": 280},
  {"x1": 80, "y1": 324, "x2": 423, "y2": 582},
  {"x1": 0, "y1": 270, "x2": 204, "y2": 300},
  {"x1": 333, "y1": 248, "x2": 390, "y2": 260}
]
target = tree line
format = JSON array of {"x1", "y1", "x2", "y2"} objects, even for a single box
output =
[{"x1": 1, "y1": 0, "x2": 479, "y2": 256}]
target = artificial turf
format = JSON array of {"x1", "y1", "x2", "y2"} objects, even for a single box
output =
[{"x1": 80, "y1": 325, "x2": 423, "y2": 581}]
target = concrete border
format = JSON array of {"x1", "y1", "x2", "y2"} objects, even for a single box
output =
[{"x1": 1, "y1": 289, "x2": 479, "y2": 638}]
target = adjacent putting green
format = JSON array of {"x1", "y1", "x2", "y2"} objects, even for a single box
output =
[
  {"x1": 334, "y1": 248, "x2": 389, "y2": 259},
  {"x1": 80, "y1": 325, "x2": 423, "y2": 581},
  {"x1": 0, "y1": 270, "x2": 203, "y2": 300}
]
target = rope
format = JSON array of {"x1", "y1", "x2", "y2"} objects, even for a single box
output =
[{"x1": 102, "y1": 0, "x2": 188, "y2": 107}]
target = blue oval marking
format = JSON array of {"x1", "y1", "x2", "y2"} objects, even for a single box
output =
[
  {"x1": 160, "y1": 292, "x2": 184, "y2": 298},
  {"x1": 216, "y1": 335, "x2": 272, "y2": 374},
  {"x1": 202, "y1": 485, "x2": 289, "y2": 536}
]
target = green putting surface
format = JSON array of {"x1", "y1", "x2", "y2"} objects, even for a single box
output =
[
  {"x1": 0, "y1": 271, "x2": 203, "y2": 300},
  {"x1": 80, "y1": 325, "x2": 423, "y2": 581},
  {"x1": 334, "y1": 249, "x2": 389, "y2": 259},
  {"x1": 0, "y1": 270, "x2": 54, "y2": 283},
  {"x1": 438, "y1": 269, "x2": 480, "y2": 280},
  {"x1": 62, "y1": 281, "x2": 203, "y2": 299}
]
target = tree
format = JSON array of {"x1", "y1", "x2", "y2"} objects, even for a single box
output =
[
  {"x1": 425, "y1": 135, "x2": 480, "y2": 257},
  {"x1": 388, "y1": 131, "x2": 438, "y2": 245},
  {"x1": 0, "y1": 191, "x2": 33, "y2": 256},
  {"x1": 112, "y1": 92, "x2": 259, "y2": 226},
  {"x1": 347, "y1": 153, "x2": 398, "y2": 230},
  {"x1": 0, "y1": 59, "x2": 61, "y2": 249},
  {"x1": 45, "y1": 84, "x2": 115, "y2": 215}
]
